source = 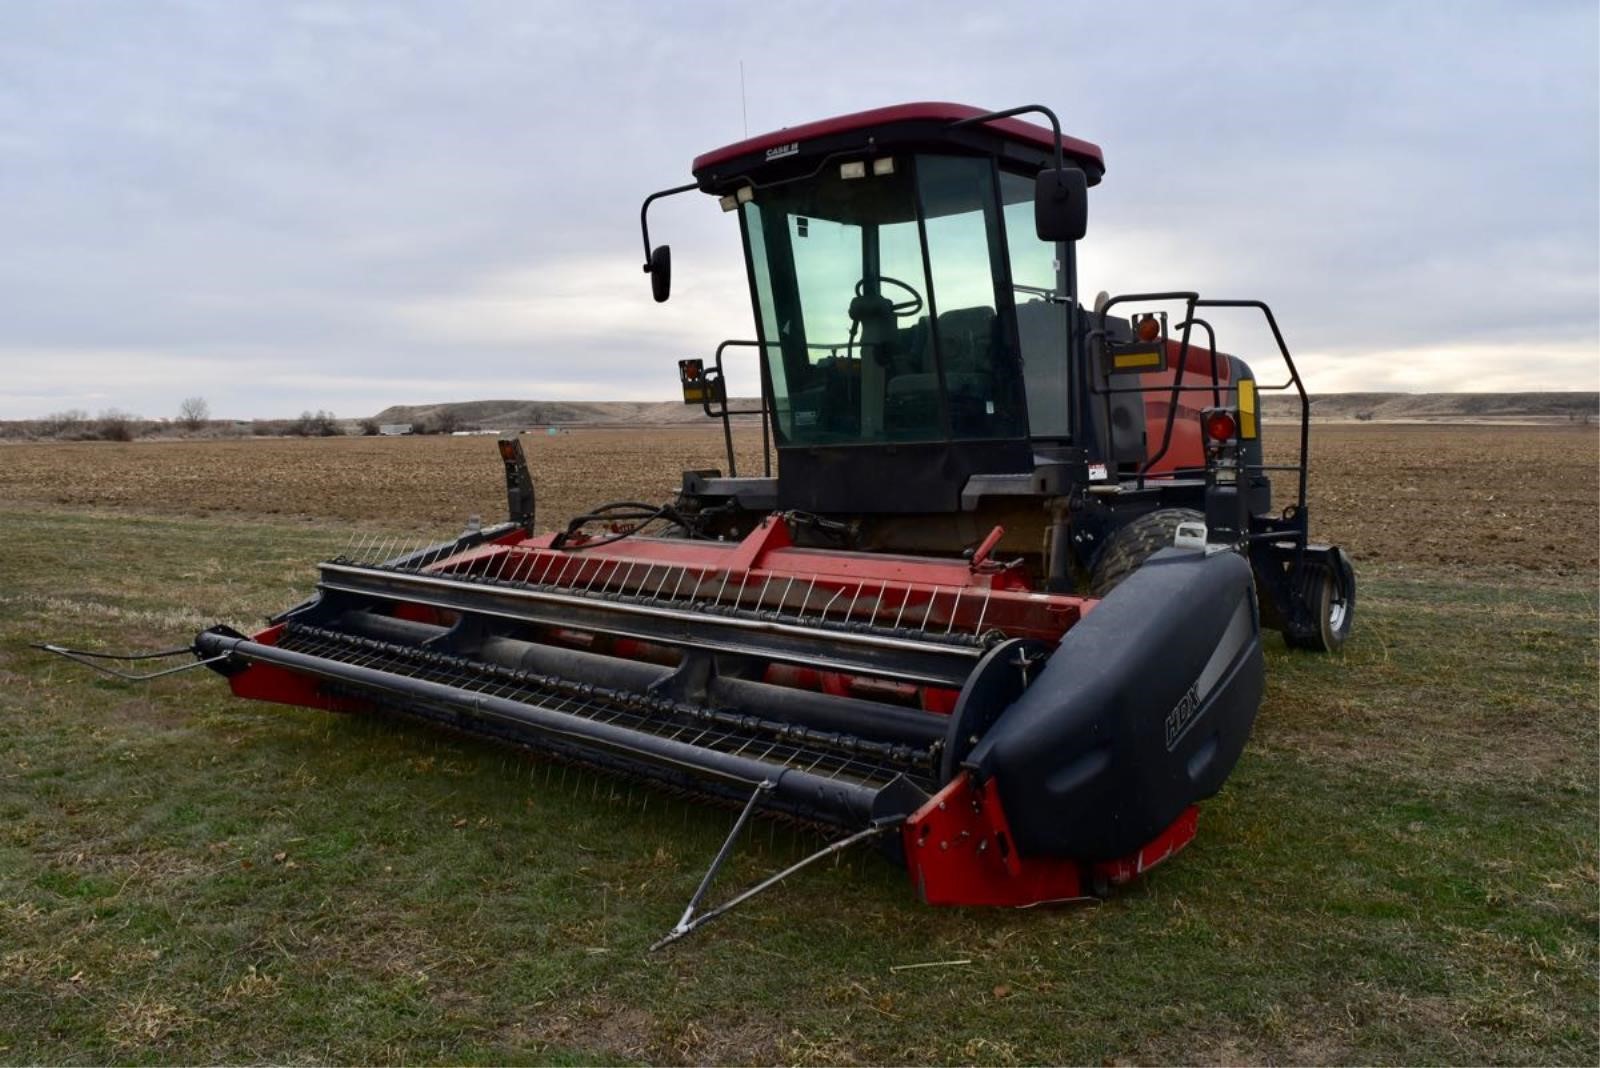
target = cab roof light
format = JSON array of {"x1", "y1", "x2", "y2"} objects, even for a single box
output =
[
  {"x1": 872, "y1": 157, "x2": 895, "y2": 176},
  {"x1": 840, "y1": 161, "x2": 867, "y2": 179}
]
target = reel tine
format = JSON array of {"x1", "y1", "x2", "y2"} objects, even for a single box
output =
[{"x1": 894, "y1": 583, "x2": 913, "y2": 629}]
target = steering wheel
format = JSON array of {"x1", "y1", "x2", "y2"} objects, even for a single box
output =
[{"x1": 854, "y1": 276, "x2": 924, "y2": 319}]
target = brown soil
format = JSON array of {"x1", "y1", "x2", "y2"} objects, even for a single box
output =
[
  {"x1": 1268, "y1": 424, "x2": 1597, "y2": 572},
  {"x1": 0, "y1": 424, "x2": 1593, "y2": 572}
]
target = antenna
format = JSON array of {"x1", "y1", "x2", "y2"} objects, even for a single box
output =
[{"x1": 739, "y1": 60, "x2": 748, "y2": 138}]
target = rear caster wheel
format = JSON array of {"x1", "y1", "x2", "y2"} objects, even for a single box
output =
[{"x1": 1285, "y1": 548, "x2": 1355, "y2": 653}]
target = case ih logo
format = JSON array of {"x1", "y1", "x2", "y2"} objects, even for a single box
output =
[
  {"x1": 1164, "y1": 682, "x2": 1202, "y2": 750},
  {"x1": 765, "y1": 141, "x2": 799, "y2": 160}
]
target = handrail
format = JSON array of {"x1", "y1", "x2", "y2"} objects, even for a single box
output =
[
  {"x1": 1084, "y1": 292, "x2": 1312, "y2": 531},
  {"x1": 1087, "y1": 292, "x2": 1199, "y2": 490},
  {"x1": 1192, "y1": 299, "x2": 1311, "y2": 523},
  {"x1": 699, "y1": 339, "x2": 773, "y2": 478}
]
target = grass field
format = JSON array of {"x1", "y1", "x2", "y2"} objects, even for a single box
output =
[{"x1": 1, "y1": 425, "x2": 1596, "y2": 1064}]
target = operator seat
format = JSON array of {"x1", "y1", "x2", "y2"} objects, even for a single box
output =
[{"x1": 885, "y1": 306, "x2": 999, "y2": 438}]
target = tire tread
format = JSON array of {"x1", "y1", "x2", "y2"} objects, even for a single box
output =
[{"x1": 1088, "y1": 508, "x2": 1205, "y2": 598}]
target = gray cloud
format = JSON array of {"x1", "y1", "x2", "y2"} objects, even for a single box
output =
[{"x1": 0, "y1": 0, "x2": 1594, "y2": 418}]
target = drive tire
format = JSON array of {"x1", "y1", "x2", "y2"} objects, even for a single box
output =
[
  {"x1": 1087, "y1": 507, "x2": 1205, "y2": 598},
  {"x1": 1284, "y1": 548, "x2": 1356, "y2": 653}
]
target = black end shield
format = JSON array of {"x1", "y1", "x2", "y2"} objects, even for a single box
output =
[{"x1": 967, "y1": 549, "x2": 1264, "y2": 861}]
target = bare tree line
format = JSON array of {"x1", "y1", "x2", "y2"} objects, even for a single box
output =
[
  {"x1": 0, "y1": 396, "x2": 479, "y2": 441},
  {"x1": 1, "y1": 398, "x2": 356, "y2": 441}
]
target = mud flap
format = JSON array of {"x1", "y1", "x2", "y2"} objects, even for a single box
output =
[{"x1": 967, "y1": 548, "x2": 1263, "y2": 861}]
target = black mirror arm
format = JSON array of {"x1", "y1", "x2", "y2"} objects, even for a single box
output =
[
  {"x1": 948, "y1": 104, "x2": 1065, "y2": 171},
  {"x1": 640, "y1": 182, "x2": 700, "y2": 272}
]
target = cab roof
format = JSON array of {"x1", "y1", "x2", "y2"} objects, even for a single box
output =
[{"x1": 691, "y1": 102, "x2": 1105, "y2": 189}]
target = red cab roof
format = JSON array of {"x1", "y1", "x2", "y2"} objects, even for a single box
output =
[{"x1": 692, "y1": 101, "x2": 1105, "y2": 175}]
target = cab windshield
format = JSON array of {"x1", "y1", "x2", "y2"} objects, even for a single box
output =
[{"x1": 741, "y1": 154, "x2": 1029, "y2": 446}]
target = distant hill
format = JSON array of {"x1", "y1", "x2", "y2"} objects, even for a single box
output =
[
  {"x1": 373, "y1": 392, "x2": 1597, "y2": 430},
  {"x1": 1258, "y1": 392, "x2": 1596, "y2": 423},
  {"x1": 370, "y1": 399, "x2": 764, "y2": 430}
]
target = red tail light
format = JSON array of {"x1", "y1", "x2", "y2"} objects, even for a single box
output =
[{"x1": 1205, "y1": 411, "x2": 1238, "y2": 442}]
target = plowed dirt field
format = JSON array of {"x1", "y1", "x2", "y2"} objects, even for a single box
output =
[
  {"x1": 4, "y1": 422, "x2": 1597, "y2": 1064},
  {"x1": 2, "y1": 424, "x2": 1595, "y2": 571}
]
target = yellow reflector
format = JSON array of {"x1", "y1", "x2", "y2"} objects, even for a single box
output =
[
  {"x1": 1112, "y1": 349, "x2": 1165, "y2": 371},
  {"x1": 1237, "y1": 377, "x2": 1258, "y2": 438}
]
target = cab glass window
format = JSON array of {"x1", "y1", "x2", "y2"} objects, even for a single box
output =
[
  {"x1": 916, "y1": 155, "x2": 1025, "y2": 440},
  {"x1": 1001, "y1": 169, "x2": 1072, "y2": 438},
  {"x1": 741, "y1": 154, "x2": 1029, "y2": 446}
]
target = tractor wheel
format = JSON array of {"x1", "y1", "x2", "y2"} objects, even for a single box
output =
[
  {"x1": 1087, "y1": 507, "x2": 1205, "y2": 598},
  {"x1": 1284, "y1": 548, "x2": 1356, "y2": 653}
]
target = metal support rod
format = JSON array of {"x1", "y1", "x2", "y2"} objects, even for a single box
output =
[
  {"x1": 651, "y1": 817, "x2": 899, "y2": 951},
  {"x1": 948, "y1": 103, "x2": 1067, "y2": 170},
  {"x1": 664, "y1": 779, "x2": 774, "y2": 943},
  {"x1": 1134, "y1": 307, "x2": 1197, "y2": 489},
  {"x1": 30, "y1": 642, "x2": 229, "y2": 681},
  {"x1": 639, "y1": 182, "x2": 698, "y2": 268},
  {"x1": 1173, "y1": 317, "x2": 1222, "y2": 408},
  {"x1": 721, "y1": 384, "x2": 738, "y2": 477}
]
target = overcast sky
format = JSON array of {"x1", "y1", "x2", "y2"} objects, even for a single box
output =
[{"x1": 1, "y1": 0, "x2": 1596, "y2": 419}]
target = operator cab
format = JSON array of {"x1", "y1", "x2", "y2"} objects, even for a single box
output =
[
  {"x1": 638, "y1": 102, "x2": 1347, "y2": 653},
  {"x1": 654, "y1": 103, "x2": 1101, "y2": 513}
]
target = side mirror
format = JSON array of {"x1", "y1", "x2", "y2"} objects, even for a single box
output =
[
  {"x1": 1035, "y1": 167, "x2": 1088, "y2": 242},
  {"x1": 648, "y1": 245, "x2": 672, "y2": 303}
]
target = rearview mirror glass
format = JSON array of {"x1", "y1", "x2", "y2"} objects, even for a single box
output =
[
  {"x1": 649, "y1": 245, "x2": 672, "y2": 303},
  {"x1": 1035, "y1": 168, "x2": 1088, "y2": 242}
]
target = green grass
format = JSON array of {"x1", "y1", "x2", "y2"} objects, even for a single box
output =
[{"x1": 1, "y1": 506, "x2": 1595, "y2": 1064}]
